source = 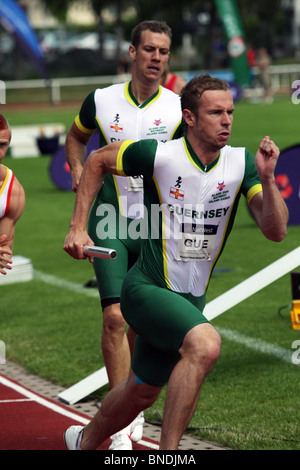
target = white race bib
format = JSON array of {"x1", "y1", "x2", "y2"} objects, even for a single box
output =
[{"x1": 176, "y1": 223, "x2": 218, "y2": 262}]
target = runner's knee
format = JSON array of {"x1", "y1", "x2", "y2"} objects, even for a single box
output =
[
  {"x1": 103, "y1": 303, "x2": 127, "y2": 333},
  {"x1": 180, "y1": 324, "x2": 221, "y2": 369},
  {"x1": 131, "y1": 374, "x2": 161, "y2": 409}
]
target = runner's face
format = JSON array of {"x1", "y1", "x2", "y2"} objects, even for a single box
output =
[
  {"x1": 130, "y1": 30, "x2": 170, "y2": 81},
  {"x1": 193, "y1": 90, "x2": 234, "y2": 151},
  {"x1": 0, "y1": 128, "x2": 10, "y2": 164}
]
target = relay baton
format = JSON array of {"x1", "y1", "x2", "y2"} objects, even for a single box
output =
[{"x1": 84, "y1": 245, "x2": 117, "y2": 260}]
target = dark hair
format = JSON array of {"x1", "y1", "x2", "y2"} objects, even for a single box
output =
[
  {"x1": 131, "y1": 20, "x2": 172, "y2": 49},
  {"x1": 0, "y1": 114, "x2": 10, "y2": 131},
  {"x1": 180, "y1": 74, "x2": 229, "y2": 115}
]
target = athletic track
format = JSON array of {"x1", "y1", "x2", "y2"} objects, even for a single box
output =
[{"x1": 0, "y1": 373, "x2": 159, "y2": 451}]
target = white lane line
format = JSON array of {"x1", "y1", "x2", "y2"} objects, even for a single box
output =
[
  {"x1": 0, "y1": 374, "x2": 159, "y2": 449},
  {"x1": 34, "y1": 270, "x2": 99, "y2": 298},
  {"x1": 0, "y1": 398, "x2": 34, "y2": 403},
  {"x1": 140, "y1": 439, "x2": 159, "y2": 450},
  {"x1": 217, "y1": 327, "x2": 298, "y2": 365},
  {"x1": 0, "y1": 374, "x2": 90, "y2": 425}
]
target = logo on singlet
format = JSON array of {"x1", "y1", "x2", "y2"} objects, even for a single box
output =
[
  {"x1": 110, "y1": 113, "x2": 124, "y2": 133},
  {"x1": 169, "y1": 176, "x2": 184, "y2": 200},
  {"x1": 110, "y1": 123, "x2": 123, "y2": 133},
  {"x1": 217, "y1": 181, "x2": 226, "y2": 191},
  {"x1": 146, "y1": 118, "x2": 168, "y2": 136},
  {"x1": 169, "y1": 187, "x2": 185, "y2": 200},
  {"x1": 208, "y1": 181, "x2": 230, "y2": 203}
]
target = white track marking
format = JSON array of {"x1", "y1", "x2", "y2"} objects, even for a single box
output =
[
  {"x1": 34, "y1": 270, "x2": 99, "y2": 298},
  {"x1": 0, "y1": 398, "x2": 34, "y2": 403},
  {"x1": 0, "y1": 374, "x2": 159, "y2": 449},
  {"x1": 0, "y1": 374, "x2": 90, "y2": 424},
  {"x1": 204, "y1": 247, "x2": 300, "y2": 321},
  {"x1": 217, "y1": 327, "x2": 298, "y2": 365}
]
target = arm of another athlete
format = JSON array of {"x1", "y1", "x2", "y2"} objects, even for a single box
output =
[
  {"x1": 0, "y1": 177, "x2": 25, "y2": 274},
  {"x1": 65, "y1": 122, "x2": 92, "y2": 193},
  {"x1": 248, "y1": 136, "x2": 288, "y2": 242},
  {"x1": 65, "y1": 92, "x2": 97, "y2": 192},
  {"x1": 64, "y1": 140, "x2": 126, "y2": 260}
]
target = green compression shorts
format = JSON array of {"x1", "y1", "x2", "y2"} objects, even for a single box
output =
[
  {"x1": 88, "y1": 200, "x2": 144, "y2": 307},
  {"x1": 121, "y1": 264, "x2": 209, "y2": 387}
]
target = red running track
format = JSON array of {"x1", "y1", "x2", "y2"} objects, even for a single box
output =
[{"x1": 0, "y1": 373, "x2": 159, "y2": 451}]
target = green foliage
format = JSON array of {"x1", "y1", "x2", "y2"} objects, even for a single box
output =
[{"x1": 41, "y1": 0, "x2": 72, "y2": 22}]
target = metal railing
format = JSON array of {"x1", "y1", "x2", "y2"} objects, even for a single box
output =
[
  {"x1": 3, "y1": 64, "x2": 300, "y2": 104},
  {"x1": 4, "y1": 74, "x2": 131, "y2": 104}
]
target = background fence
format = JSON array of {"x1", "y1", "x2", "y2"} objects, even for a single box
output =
[{"x1": 3, "y1": 64, "x2": 300, "y2": 105}]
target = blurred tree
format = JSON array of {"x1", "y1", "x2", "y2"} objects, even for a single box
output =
[
  {"x1": 44, "y1": 0, "x2": 131, "y2": 59},
  {"x1": 42, "y1": 0, "x2": 293, "y2": 61},
  {"x1": 236, "y1": 0, "x2": 286, "y2": 53},
  {"x1": 133, "y1": 0, "x2": 186, "y2": 47},
  {"x1": 90, "y1": 0, "x2": 127, "y2": 57},
  {"x1": 41, "y1": 0, "x2": 71, "y2": 22}
]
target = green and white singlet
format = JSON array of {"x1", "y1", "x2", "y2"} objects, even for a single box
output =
[
  {"x1": 116, "y1": 137, "x2": 262, "y2": 386},
  {"x1": 117, "y1": 137, "x2": 262, "y2": 298},
  {"x1": 75, "y1": 81, "x2": 183, "y2": 303},
  {"x1": 117, "y1": 138, "x2": 262, "y2": 386},
  {"x1": 76, "y1": 81, "x2": 183, "y2": 218}
]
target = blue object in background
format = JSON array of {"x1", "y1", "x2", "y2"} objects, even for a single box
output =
[
  {"x1": 0, "y1": 0, "x2": 48, "y2": 80},
  {"x1": 49, "y1": 132, "x2": 100, "y2": 191}
]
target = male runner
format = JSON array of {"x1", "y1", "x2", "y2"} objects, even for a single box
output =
[
  {"x1": 63, "y1": 74, "x2": 288, "y2": 450},
  {"x1": 0, "y1": 115, "x2": 25, "y2": 275},
  {"x1": 65, "y1": 20, "x2": 183, "y2": 449}
]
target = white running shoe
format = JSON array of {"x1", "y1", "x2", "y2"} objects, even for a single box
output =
[
  {"x1": 109, "y1": 426, "x2": 132, "y2": 450},
  {"x1": 64, "y1": 425, "x2": 84, "y2": 450},
  {"x1": 130, "y1": 412, "x2": 144, "y2": 443}
]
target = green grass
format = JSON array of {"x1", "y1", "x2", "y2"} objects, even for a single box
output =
[{"x1": 2, "y1": 95, "x2": 300, "y2": 450}]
